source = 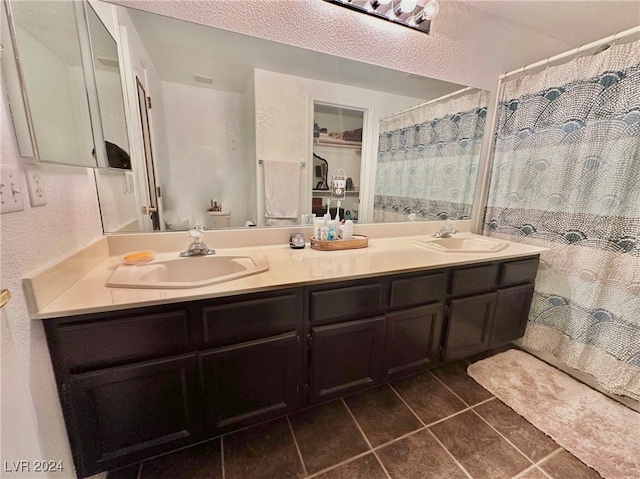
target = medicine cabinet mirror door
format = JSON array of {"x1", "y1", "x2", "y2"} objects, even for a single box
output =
[
  {"x1": 86, "y1": 2, "x2": 131, "y2": 171},
  {"x1": 3, "y1": 0, "x2": 99, "y2": 168}
]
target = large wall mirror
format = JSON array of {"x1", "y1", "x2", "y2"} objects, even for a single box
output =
[
  {"x1": 4, "y1": 0, "x2": 490, "y2": 233},
  {"x1": 96, "y1": 3, "x2": 490, "y2": 233}
]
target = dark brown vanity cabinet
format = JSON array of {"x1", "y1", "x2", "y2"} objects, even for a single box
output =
[
  {"x1": 198, "y1": 289, "x2": 304, "y2": 434},
  {"x1": 44, "y1": 290, "x2": 303, "y2": 478},
  {"x1": 43, "y1": 255, "x2": 538, "y2": 477},
  {"x1": 442, "y1": 257, "x2": 538, "y2": 361},
  {"x1": 43, "y1": 305, "x2": 203, "y2": 477},
  {"x1": 307, "y1": 280, "x2": 387, "y2": 402},
  {"x1": 306, "y1": 273, "x2": 446, "y2": 402}
]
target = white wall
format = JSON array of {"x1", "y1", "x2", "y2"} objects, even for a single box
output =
[
  {"x1": 161, "y1": 82, "x2": 249, "y2": 228},
  {"x1": 253, "y1": 68, "x2": 429, "y2": 223},
  {"x1": 94, "y1": 169, "x2": 138, "y2": 232},
  {"x1": 0, "y1": 82, "x2": 104, "y2": 478}
]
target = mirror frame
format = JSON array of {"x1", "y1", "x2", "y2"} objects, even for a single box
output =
[{"x1": 2, "y1": 0, "x2": 39, "y2": 160}]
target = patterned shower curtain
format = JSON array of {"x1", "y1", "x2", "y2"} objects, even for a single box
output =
[
  {"x1": 374, "y1": 90, "x2": 488, "y2": 222},
  {"x1": 484, "y1": 41, "x2": 640, "y2": 400}
]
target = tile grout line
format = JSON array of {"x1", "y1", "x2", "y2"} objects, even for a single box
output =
[
  {"x1": 371, "y1": 450, "x2": 393, "y2": 479},
  {"x1": 286, "y1": 415, "x2": 309, "y2": 478},
  {"x1": 421, "y1": 396, "x2": 495, "y2": 429},
  {"x1": 340, "y1": 397, "x2": 374, "y2": 450},
  {"x1": 338, "y1": 397, "x2": 393, "y2": 479},
  {"x1": 470, "y1": 407, "x2": 536, "y2": 467},
  {"x1": 425, "y1": 428, "x2": 474, "y2": 479},
  {"x1": 530, "y1": 448, "x2": 563, "y2": 479},
  {"x1": 387, "y1": 382, "x2": 427, "y2": 427},
  {"x1": 510, "y1": 464, "x2": 542, "y2": 479},
  {"x1": 388, "y1": 379, "x2": 506, "y2": 453},
  {"x1": 304, "y1": 450, "x2": 374, "y2": 479},
  {"x1": 428, "y1": 368, "x2": 475, "y2": 407}
]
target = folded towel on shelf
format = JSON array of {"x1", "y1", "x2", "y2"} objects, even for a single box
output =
[{"x1": 263, "y1": 159, "x2": 300, "y2": 226}]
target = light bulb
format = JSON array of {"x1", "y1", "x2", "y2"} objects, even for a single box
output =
[
  {"x1": 397, "y1": 0, "x2": 418, "y2": 14},
  {"x1": 423, "y1": 0, "x2": 440, "y2": 20},
  {"x1": 370, "y1": 0, "x2": 391, "y2": 9}
]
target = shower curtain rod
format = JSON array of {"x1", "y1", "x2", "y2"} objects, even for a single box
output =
[
  {"x1": 379, "y1": 86, "x2": 475, "y2": 122},
  {"x1": 501, "y1": 25, "x2": 640, "y2": 80}
]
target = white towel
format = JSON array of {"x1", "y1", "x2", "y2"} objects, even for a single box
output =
[{"x1": 263, "y1": 160, "x2": 300, "y2": 226}]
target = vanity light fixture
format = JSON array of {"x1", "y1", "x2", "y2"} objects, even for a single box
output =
[{"x1": 324, "y1": 0, "x2": 439, "y2": 34}]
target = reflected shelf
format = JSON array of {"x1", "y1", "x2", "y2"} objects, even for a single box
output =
[
  {"x1": 313, "y1": 138, "x2": 362, "y2": 150},
  {"x1": 312, "y1": 190, "x2": 359, "y2": 195}
]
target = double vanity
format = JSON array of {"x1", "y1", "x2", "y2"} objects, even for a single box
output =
[{"x1": 25, "y1": 230, "x2": 546, "y2": 477}]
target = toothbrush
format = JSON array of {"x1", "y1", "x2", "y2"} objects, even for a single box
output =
[{"x1": 336, "y1": 201, "x2": 341, "y2": 223}]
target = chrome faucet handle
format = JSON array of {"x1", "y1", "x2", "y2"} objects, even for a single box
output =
[
  {"x1": 432, "y1": 220, "x2": 457, "y2": 238},
  {"x1": 179, "y1": 228, "x2": 216, "y2": 257}
]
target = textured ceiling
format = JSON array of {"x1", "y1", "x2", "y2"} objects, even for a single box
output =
[
  {"x1": 107, "y1": 0, "x2": 639, "y2": 92},
  {"x1": 461, "y1": 0, "x2": 640, "y2": 45}
]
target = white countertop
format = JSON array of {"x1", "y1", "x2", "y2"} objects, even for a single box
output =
[{"x1": 28, "y1": 233, "x2": 547, "y2": 319}]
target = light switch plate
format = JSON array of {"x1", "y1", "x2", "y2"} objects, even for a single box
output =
[
  {"x1": 24, "y1": 163, "x2": 47, "y2": 207},
  {"x1": 0, "y1": 167, "x2": 25, "y2": 214}
]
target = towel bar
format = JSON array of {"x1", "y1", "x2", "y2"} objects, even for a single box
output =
[
  {"x1": 0, "y1": 289, "x2": 11, "y2": 309},
  {"x1": 258, "y1": 159, "x2": 306, "y2": 167}
]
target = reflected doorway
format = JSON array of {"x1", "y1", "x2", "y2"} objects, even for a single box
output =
[{"x1": 136, "y1": 77, "x2": 161, "y2": 230}]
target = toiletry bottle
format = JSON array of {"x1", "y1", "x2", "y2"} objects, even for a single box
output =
[
  {"x1": 313, "y1": 218, "x2": 325, "y2": 240},
  {"x1": 327, "y1": 223, "x2": 336, "y2": 241},
  {"x1": 342, "y1": 220, "x2": 354, "y2": 240}
]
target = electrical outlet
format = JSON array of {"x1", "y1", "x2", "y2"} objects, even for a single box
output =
[
  {"x1": 0, "y1": 167, "x2": 25, "y2": 214},
  {"x1": 24, "y1": 163, "x2": 47, "y2": 207}
]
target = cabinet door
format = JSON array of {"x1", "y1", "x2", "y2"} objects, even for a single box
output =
[
  {"x1": 490, "y1": 284, "x2": 534, "y2": 347},
  {"x1": 200, "y1": 332, "x2": 301, "y2": 434},
  {"x1": 310, "y1": 316, "x2": 386, "y2": 403},
  {"x1": 443, "y1": 293, "x2": 497, "y2": 361},
  {"x1": 67, "y1": 354, "x2": 202, "y2": 477},
  {"x1": 384, "y1": 304, "x2": 443, "y2": 380}
]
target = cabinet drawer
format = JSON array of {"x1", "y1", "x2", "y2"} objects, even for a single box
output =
[
  {"x1": 202, "y1": 291, "x2": 300, "y2": 347},
  {"x1": 450, "y1": 264, "x2": 498, "y2": 296},
  {"x1": 309, "y1": 282, "x2": 382, "y2": 324},
  {"x1": 51, "y1": 308, "x2": 191, "y2": 371},
  {"x1": 500, "y1": 257, "x2": 539, "y2": 287},
  {"x1": 390, "y1": 272, "x2": 447, "y2": 309}
]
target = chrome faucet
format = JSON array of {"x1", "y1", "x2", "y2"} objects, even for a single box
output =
[
  {"x1": 432, "y1": 220, "x2": 457, "y2": 238},
  {"x1": 179, "y1": 227, "x2": 216, "y2": 257}
]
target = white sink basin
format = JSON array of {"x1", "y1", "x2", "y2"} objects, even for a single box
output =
[
  {"x1": 413, "y1": 237, "x2": 508, "y2": 253},
  {"x1": 107, "y1": 254, "x2": 268, "y2": 289}
]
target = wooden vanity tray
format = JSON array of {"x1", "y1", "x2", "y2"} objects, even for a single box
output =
[{"x1": 310, "y1": 235, "x2": 369, "y2": 251}]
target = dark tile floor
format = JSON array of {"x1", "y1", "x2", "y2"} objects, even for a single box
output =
[{"x1": 109, "y1": 345, "x2": 603, "y2": 479}]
